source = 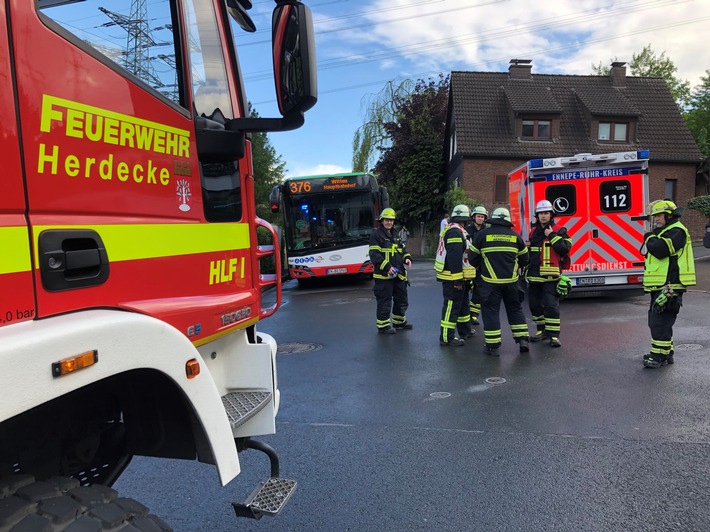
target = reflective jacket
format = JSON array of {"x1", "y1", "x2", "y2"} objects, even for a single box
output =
[
  {"x1": 526, "y1": 221, "x2": 572, "y2": 282},
  {"x1": 643, "y1": 219, "x2": 695, "y2": 292},
  {"x1": 435, "y1": 223, "x2": 471, "y2": 281},
  {"x1": 470, "y1": 219, "x2": 529, "y2": 284},
  {"x1": 369, "y1": 225, "x2": 411, "y2": 281}
]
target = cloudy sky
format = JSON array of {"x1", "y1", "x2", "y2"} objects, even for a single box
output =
[{"x1": 237, "y1": 0, "x2": 709, "y2": 178}]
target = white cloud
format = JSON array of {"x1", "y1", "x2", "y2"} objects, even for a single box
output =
[
  {"x1": 353, "y1": 0, "x2": 708, "y2": 86},
  {"x1": 284, "y1": 163, "x2": 351, "y2": 179}
]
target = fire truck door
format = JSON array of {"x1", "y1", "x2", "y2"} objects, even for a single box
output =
[
  {"x1": 586, "y1": 170, "x2": 647, "y2": 270},
  {"x1": 0, "y1": 12, "x2": 35, "y2": 328}
]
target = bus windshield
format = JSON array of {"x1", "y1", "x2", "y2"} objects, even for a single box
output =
[{"x1": 284, "y1": 190, "x2": 375, "y2": 251}]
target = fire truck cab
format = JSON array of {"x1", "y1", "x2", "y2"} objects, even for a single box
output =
[
  {"x1": 509, "y1": 150, "x2": 650, "y2": 293},
  {"x1": 0, "y1": 0, "x2": 316, "y2": 528}
]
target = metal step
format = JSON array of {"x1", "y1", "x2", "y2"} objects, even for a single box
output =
[
  {"x1": 233, "y1": 477, "x2": 297, "y2": 519},
  {"x1": 221, "y1": 391, "x2": 272, "y2": 429}
]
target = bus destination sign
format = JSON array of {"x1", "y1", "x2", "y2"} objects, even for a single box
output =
[{"x1": 288, "y1": 175, "x2": 369, "y2": 194}]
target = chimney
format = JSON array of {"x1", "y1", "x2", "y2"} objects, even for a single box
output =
[
  {"x1": 509, "y1": 59, "x2": 532, "y2": 80},
  {"x1": 610, "y1": 61, "x2": 626, "y2": 88}
]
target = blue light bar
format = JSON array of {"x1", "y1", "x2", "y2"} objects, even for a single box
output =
[
  {"x1": 637, "y1": 149, "x2": 650, "y2": 160},
  {"x1": 529, "y1": 159, "x2": 544, "y2": 169}
]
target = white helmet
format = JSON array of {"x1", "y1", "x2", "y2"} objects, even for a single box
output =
[
  {"x1": 491, "y1": 207, "x2": 511, "y2": 222},
  {"x1": 535, "y1": 200, "x2": 554, "y2": 214},
  {"x1": 471, "y1": 205, "x2": 489, "y2": 217},
  {"x1": 451, "y1": 204, "x2": 471, "y2": 222}
]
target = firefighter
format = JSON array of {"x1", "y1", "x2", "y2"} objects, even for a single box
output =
[
  {"x1": 464, "y1": 205, "x2": 488, "y2": 326},
  {"x1": 369, "y1": 208, "x2": 413, "y2": 334},
  {"x1": 436, "y1": 204, "x2": 476, "y2": 346},
  {"x1": 525, "y1": 199, "x2": 573, "y2": 348},
  {"x1": 470, "y1": 208, "x2": 530, "y2": 356},
  {"x1": 641, "y1": 200, "x2": 696, "y2": 368}
]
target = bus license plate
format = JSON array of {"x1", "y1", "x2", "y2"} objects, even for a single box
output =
[
  {"x1": 327, "y1": 268, "x2": 347, "y2": 275},
  {"x1": 577, "y1": 277, "x2": 605, "y2": 286}
]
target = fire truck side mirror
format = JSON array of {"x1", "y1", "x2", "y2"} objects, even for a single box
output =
[
  {"x1": 227, "y1": 1, "x2": 317, "y2": 133},
  {"x1": 195, "y1": 115, "x2": 246, "y2": 162},
  {"x1": 272, "y1": 1, "x2": 317, "y2": 116}
]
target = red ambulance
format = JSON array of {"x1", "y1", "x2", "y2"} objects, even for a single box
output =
[{"x1": 509, "y1": 150, "x2": 650, "y2": 293}]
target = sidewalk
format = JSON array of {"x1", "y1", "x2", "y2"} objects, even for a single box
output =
[{"x1": 695, "y1": 243, "x2": 710, "y2": 261}]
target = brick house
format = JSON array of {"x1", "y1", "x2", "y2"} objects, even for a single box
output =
[{"x1": 443, "y1": 60, "x2": 708, "y2": 239}]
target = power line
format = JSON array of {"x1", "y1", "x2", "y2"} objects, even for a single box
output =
[
  {"x1": 250, "y1": 14, "x2": 710, "y2": 105},
  {"x1": 243, "y1": 0, "x2": 686, "y2": 82}
]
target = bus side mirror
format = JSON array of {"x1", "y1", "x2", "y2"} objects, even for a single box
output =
[
  {"x1": 380, "y1": 186, "x2": 390, "y2": 208},
  {"x1": 270, "y1": 185, "x2": 282, "y2": 213}
]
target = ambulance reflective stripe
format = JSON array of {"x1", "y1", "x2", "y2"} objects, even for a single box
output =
[
  {"x1": 1, "y1": 226, "x2": 32, "y2": 274},
  {"x1": 32, "y1": 223, "x2": 250, "y2": 266},
  {"x1": 569, "y1": 217, "x2": 642, "y2": 268}
]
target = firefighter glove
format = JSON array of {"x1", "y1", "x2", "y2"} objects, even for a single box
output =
[{"x1": 557, "y1": 275, "x2": 572, "y2": 297}]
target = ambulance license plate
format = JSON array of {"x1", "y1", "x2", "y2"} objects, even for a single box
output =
[
  {"x1": 326, "y1": 268, "x2": 347, "y2": 275},
  {"x1": 577, "y1": 277, "x2": 605, "y2": 286}
]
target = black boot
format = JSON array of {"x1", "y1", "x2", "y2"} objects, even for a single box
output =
[{"x1": 643, "y1": 353, "x2": 667, "y2": 368}]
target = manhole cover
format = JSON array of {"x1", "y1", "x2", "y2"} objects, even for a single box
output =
[
  {"x1": 277, "y1": 342, "x2": 323, "y2": 355},
  {"x1": 675, "y1": 343, "x2": 703, "y2": 351},
  {"x1": 429, "y1": 392, "x2": 451, "y2": 399},
  {"x1": 485, "y1": 377, "x2": 507, "y2": 385}
]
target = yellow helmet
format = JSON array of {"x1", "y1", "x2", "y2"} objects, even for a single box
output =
[
  {"x1": 379, "y1": 207, "x2": 396, "y2": 220},
  {"x1": 649, "y1": 200, "x2": 677, "y2": 216}
]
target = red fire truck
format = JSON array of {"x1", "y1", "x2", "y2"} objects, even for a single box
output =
[
  {"x1": 0, "y1": 0, "x2": 316, "y2": 528},
  {"x1": 509, "y1": 150, "x2": 650, "y2": 293}
]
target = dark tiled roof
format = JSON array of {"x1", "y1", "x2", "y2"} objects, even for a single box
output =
[
  {"x1": 574, "y1": 88, "x2": 639, "y2": 116},
  {"x1": 449, "y1": 70, "x2": 703, "y2": 162},
  {"x1": 503, "y1": 85, "x2": 563, "y2": 113}
]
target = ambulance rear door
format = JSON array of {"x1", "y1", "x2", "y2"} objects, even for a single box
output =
[{"x1": 584, "y1": 158, "x2": 648, "y2": 284}]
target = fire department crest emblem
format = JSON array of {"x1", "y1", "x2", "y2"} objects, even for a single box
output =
[{"x1": 176, "y1": 179, "x2": 192, "y2": 212}]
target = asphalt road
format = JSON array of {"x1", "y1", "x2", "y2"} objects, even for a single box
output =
[{"x1": 116, "y1": 250, "x2": 710, "y2": 531}]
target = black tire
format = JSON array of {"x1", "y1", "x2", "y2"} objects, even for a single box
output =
[{"x1": 0, "y1": 474, "x2": 172, "y2": 531}]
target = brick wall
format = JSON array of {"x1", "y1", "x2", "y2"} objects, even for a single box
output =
[{"x1": 650, "y1": 162, "x2": 705, "y2": 241}]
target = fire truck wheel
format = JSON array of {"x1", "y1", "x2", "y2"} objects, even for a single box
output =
[{"x1": 0, "y1": 474, "x2": 172, "y2": 531}]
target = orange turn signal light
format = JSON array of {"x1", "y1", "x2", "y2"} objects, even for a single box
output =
[
  {"x1": 52, "y1": 350, "x2": 98, "y2": 377},
  {"x1": 185, "y1": 359, "x2": 201, "y2": 379}
]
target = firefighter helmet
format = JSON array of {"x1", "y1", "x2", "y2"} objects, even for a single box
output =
[
  {"x1": 491, "y1": 207, "x2": 511, "y2": 222},
  {"x1": 535, "y1": 200, "x2": 554, "y2": 214},
  {"x1": 649, "y1": 200, "x2": 677, "y2": 216},
  {"x1": 471, "y1": 205, "x2": 489, "y2": 217},
  {"x1": 379, "y1": 208, "x2": 396, "y2": 221},
  {"x1": 451, "y1": 204, "x2": 471, "y2": 222}
]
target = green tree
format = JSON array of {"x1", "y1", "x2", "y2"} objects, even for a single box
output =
[
  {"x1": 352, "y1": 79, "x2": 415, "y2": 172},
  {"x1": 591, "y1": 44, "x2": 690, "y2": 108},
  {"x1": 249, "y1": 105, "x2": 286, "y2": 223},
  {"x1": 443, "y1": 186, "x2": 481, "y2": 214},
  {"x1": 372, "y1": 75, "x2": 449, "y2": 230},
  {"x1": 684, "y1": 70, "x2": 710, "y2": 157}
]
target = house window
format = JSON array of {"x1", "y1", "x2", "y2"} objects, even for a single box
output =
[
  {"x1": 494, "y1": 175, "x2": 508, "y2": 203},
  {"x1": 521, "y1": 119, "x2": 551, "y2": 139},
  {"x1": 664, "y1": 180, "x2": 677, "y2": 202},
  {"x1": 598, "y1": 122, "x2": 628, "y2": 142}
]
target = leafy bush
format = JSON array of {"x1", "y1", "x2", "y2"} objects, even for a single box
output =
[
  {"x1": 687, "y1": 195, "x2": 710, "y2": 218},
  {"x1": 443, "y1": 186, "x2": 481, "y2": 214}
]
